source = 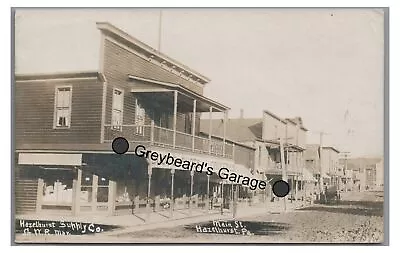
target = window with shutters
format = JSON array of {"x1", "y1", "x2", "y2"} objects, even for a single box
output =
[
  {"x1": 54, "y1": 86, "x2": 72, "y2": 128},
  {"x1": 112, "y1": 88, "x2": 124, "y2": 131}
]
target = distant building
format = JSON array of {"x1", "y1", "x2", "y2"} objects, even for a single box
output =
[
  {"x1": 200, "y1": 110, "x2": 316, "y2": 202},
  {"x1": 339, "y1": 157, "x2": 382, "y2": 191}
]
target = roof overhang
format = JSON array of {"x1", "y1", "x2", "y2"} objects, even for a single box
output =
[
  {"x1": 322, "y1": 146, "x2": 340, "y2": 153},
  {"x1": 15, "y1": 71, "x2": 105, "y2": 82},
  {"x1": 263, "y1": 110, "x2": 287, "y2": 124},
  {"x1": 128, "y1": 75, "x2": 229, "y2": 112}
]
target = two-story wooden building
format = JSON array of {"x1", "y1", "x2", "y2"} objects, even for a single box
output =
[
  {"x1": 200, "y1": 110, "x2": 316, "y2": 203},
  {"x1": 14, "y1": 22, "x2": 255, "y2": 218}
]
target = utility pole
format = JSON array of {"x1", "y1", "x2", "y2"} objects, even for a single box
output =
[
  {"x1": 279, "y1": 136, "x2": 287, "y2": 212},
  {"x1": 158, "y1": 9, "x2": 163, "y2": 51},
  {"x1": 341, "y1": 152, "x2": 350, "y2": 192},
  {"x1": 312, "y1": 131, "x2": 329, "y2": 202}
]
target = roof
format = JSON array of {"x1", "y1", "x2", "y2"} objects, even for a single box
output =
[
  {"x1": 15, "y1": 15, "x2": 210, "y2": 84},
  {"x1": 200, "y1": 118, "x2": 263, "y2": 143},
  {"x1": 15, "y1": 71, "x2": 105, "y2": 82},
  {"x1": 322, "y1": 146, "x2": 340, "y2": 153},
  {"x1": 263, "y1": 110, "x2": 286, "y2": 124},
  {"x1": 128, "y1": 75, "x2": 229, "y2": 111},
  {"x1": 97, "y1": 22, "x2": 210, "y2": 84}
]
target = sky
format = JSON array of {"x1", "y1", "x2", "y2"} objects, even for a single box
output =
[{"x1": 14, "y1": 9, "x2": 385, "y2": 158}]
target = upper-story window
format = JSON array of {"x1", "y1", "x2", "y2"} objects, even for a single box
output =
[
  {"x1": 135, "y1": 99, "x2": 145, "y2": 135},
  {"x1": 54, "y1": 86, "x2": 72, "y2": 128},
  {"x1": 112, "y1": 88, "x2": 124, "y2": 131}
]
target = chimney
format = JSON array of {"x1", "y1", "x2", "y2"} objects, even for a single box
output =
[{"x1": 240, "y1": 109, "x2": 244, "y2": 119}]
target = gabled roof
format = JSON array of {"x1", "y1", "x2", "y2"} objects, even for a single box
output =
[{"x1": 200, "y1": 118, "x2": 263, "y2": 143}]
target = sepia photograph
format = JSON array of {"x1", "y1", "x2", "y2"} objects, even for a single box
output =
[{"x1": 12, "y1": 8, "x2": 387, "y2": 244}]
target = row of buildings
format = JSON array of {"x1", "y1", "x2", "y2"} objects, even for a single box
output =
[{"x1": 14, "y1": 22, "x2": 383, "y2": 219}]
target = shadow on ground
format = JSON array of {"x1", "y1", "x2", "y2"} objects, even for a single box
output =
[{"x1": 299, "y1": 200, "x2": 384, "y2": 217}]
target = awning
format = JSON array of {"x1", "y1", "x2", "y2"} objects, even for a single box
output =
[{"x1": 18, "y1": 153, "x2": 82, "y2": 166}]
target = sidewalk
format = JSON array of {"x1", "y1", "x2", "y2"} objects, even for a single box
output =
[{"x1": 15, "y1": 200, "x2": 311, "y2": 243}]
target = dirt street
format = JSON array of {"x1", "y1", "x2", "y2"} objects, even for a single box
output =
[{"x1": 114, "y1": 191, "x2": 384, "y2": 243}]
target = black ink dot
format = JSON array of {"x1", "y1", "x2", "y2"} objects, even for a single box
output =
[
  {"x1": 272, "y1": 180, "x2": 290, "y2": 197},
  {"x1": 112, "y1": 137, "x2": 129, "y2": 154},
  {"x1": 331, "y1": 14, "x2": 334, "y2": 16}
]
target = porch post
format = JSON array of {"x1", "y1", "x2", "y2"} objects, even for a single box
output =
[
  {"x1": 206, "y1": 175, "x2": 210, "y2": 210},
  {"x1": 92, "y1": 175, "x2": 98, "y2": 212},
  {"x1": 108, "y1": 180, "x2": 116, "y2": 216},
  {"x1": 73, "y1": 168, "x2": 82, "y2": 216},
  {"x1": 223, "y1": 110, "x2": 228, "y2": 156},
  {"x1": 189, "y1": 170, "x2": 194, "y2": 214},
  {"x1": 230, "y1": 183, "x2": 234, "y2": 213},
  {"x1": 208, "y1": 106, "x2": 213, "y2": 154},
  {"x1": 146, "y1": 164, "x2": 152, "y2": 221},
  {"x1": 294, "y1": 152, "x2": 298, "y2": 201},
  {"x1": 173, "y1": 90, "x2": 178, "y2": 148},
  {"x1": 170, "y1": 169, "x2": 175, "y2": 218},
  {"x1": 36, "y1": 178, "x2": 44, "y2": 213},
  {"x1": 220, "y1": 182, "x2": 224, "y2": 215},
  {"x1": 192, "y1": 99, "x2": 197, "y2": 152},
  {"x1": 150, "y1": 120, "x2": 155, "y2": 145}
]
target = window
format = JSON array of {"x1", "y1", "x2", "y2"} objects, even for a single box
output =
[
  {"x1": 135, "y1": 99, "x2": 145, "y2": 135},
  {"x1": 42, "y1": 170, "x2": 74, "y2": 205},
  {"x1": 80, "y1": 171, "x2": 93, "y2": 204},
  {"x1": 54, "y1": 87, "x2": 72, "y2": 128},
  {"x1": 112, "y1": 88, "x2": 124, "y2": 130},
  {"x1": 97, "y1": 177, "x2": 109, "y2": 203}
]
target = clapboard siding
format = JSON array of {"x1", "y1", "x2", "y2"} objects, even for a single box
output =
[
  {"x1": 103, "y1": 39, "x2": 203, "y2": 95},
  {"x1": 103, "y1": 39, "x2": 199, "y2": 134},
  {"x1": 15, "y1": 178, "x2": 38, "y2": 214},
  {"x1": 15, "y1": 78, "x2": 104, "y2": 147},
  {"x1": 234, "y1": 144, "x2": 255, "y2": 169}
]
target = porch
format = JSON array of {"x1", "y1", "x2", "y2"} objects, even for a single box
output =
[
  {"x1": 103, "y1": 75, "x2": 233, "y2": 159},
  {"x1": 103, "y1": 124, "x2": 234, "y2": 159}
]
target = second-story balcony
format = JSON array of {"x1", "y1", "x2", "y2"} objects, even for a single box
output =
[
  {"x1": 103, "y1": 124, "x2": 234, "y2": 159},
  {"x1": 102, "y1": 75, "x2": 234, "y2": 159}
]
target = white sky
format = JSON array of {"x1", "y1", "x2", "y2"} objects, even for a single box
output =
[{"x1": 14, "y1": 8, "x2": 385, "y2": 158}]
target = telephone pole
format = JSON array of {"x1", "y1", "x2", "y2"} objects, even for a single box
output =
[
  {"x1": 158, "y1": 9, "x2": 163, "y2": 51},
  {"x1": 340, "y1": 152, "x2": 351, "y2": 192},
  {"x1": 311, "y1": 131, "x2": 330, "y2": 202},
  {"x1": 279, "y1": 136, "x2": 287, "y2": 212}
]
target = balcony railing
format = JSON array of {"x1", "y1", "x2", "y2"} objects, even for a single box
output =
[{"x1": 103, "y1": 124, "x2": 234, "y2": 159}]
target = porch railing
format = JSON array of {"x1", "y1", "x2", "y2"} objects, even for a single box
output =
[{"x1": 103, "y1": 124, "x2": 234, "y2": 159}]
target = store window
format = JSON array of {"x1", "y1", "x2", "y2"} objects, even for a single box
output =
[
  {"x1": 97, "y1": 176, "x2": 109, "y2": 203},
  {"x1": 80, "y1": 171, "x2": 93, "y2": 204},
  {"x1": 42, "y1": 169, "x2": 74, "y2": 204}
]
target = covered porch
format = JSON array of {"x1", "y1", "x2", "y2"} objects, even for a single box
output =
[{"x1": 103, "y1": 75, "x2": 233, "y2": 159}]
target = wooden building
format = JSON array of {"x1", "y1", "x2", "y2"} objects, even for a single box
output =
[{"x1": 14, "y1": 22, "x2": 255, "y2": 218}]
